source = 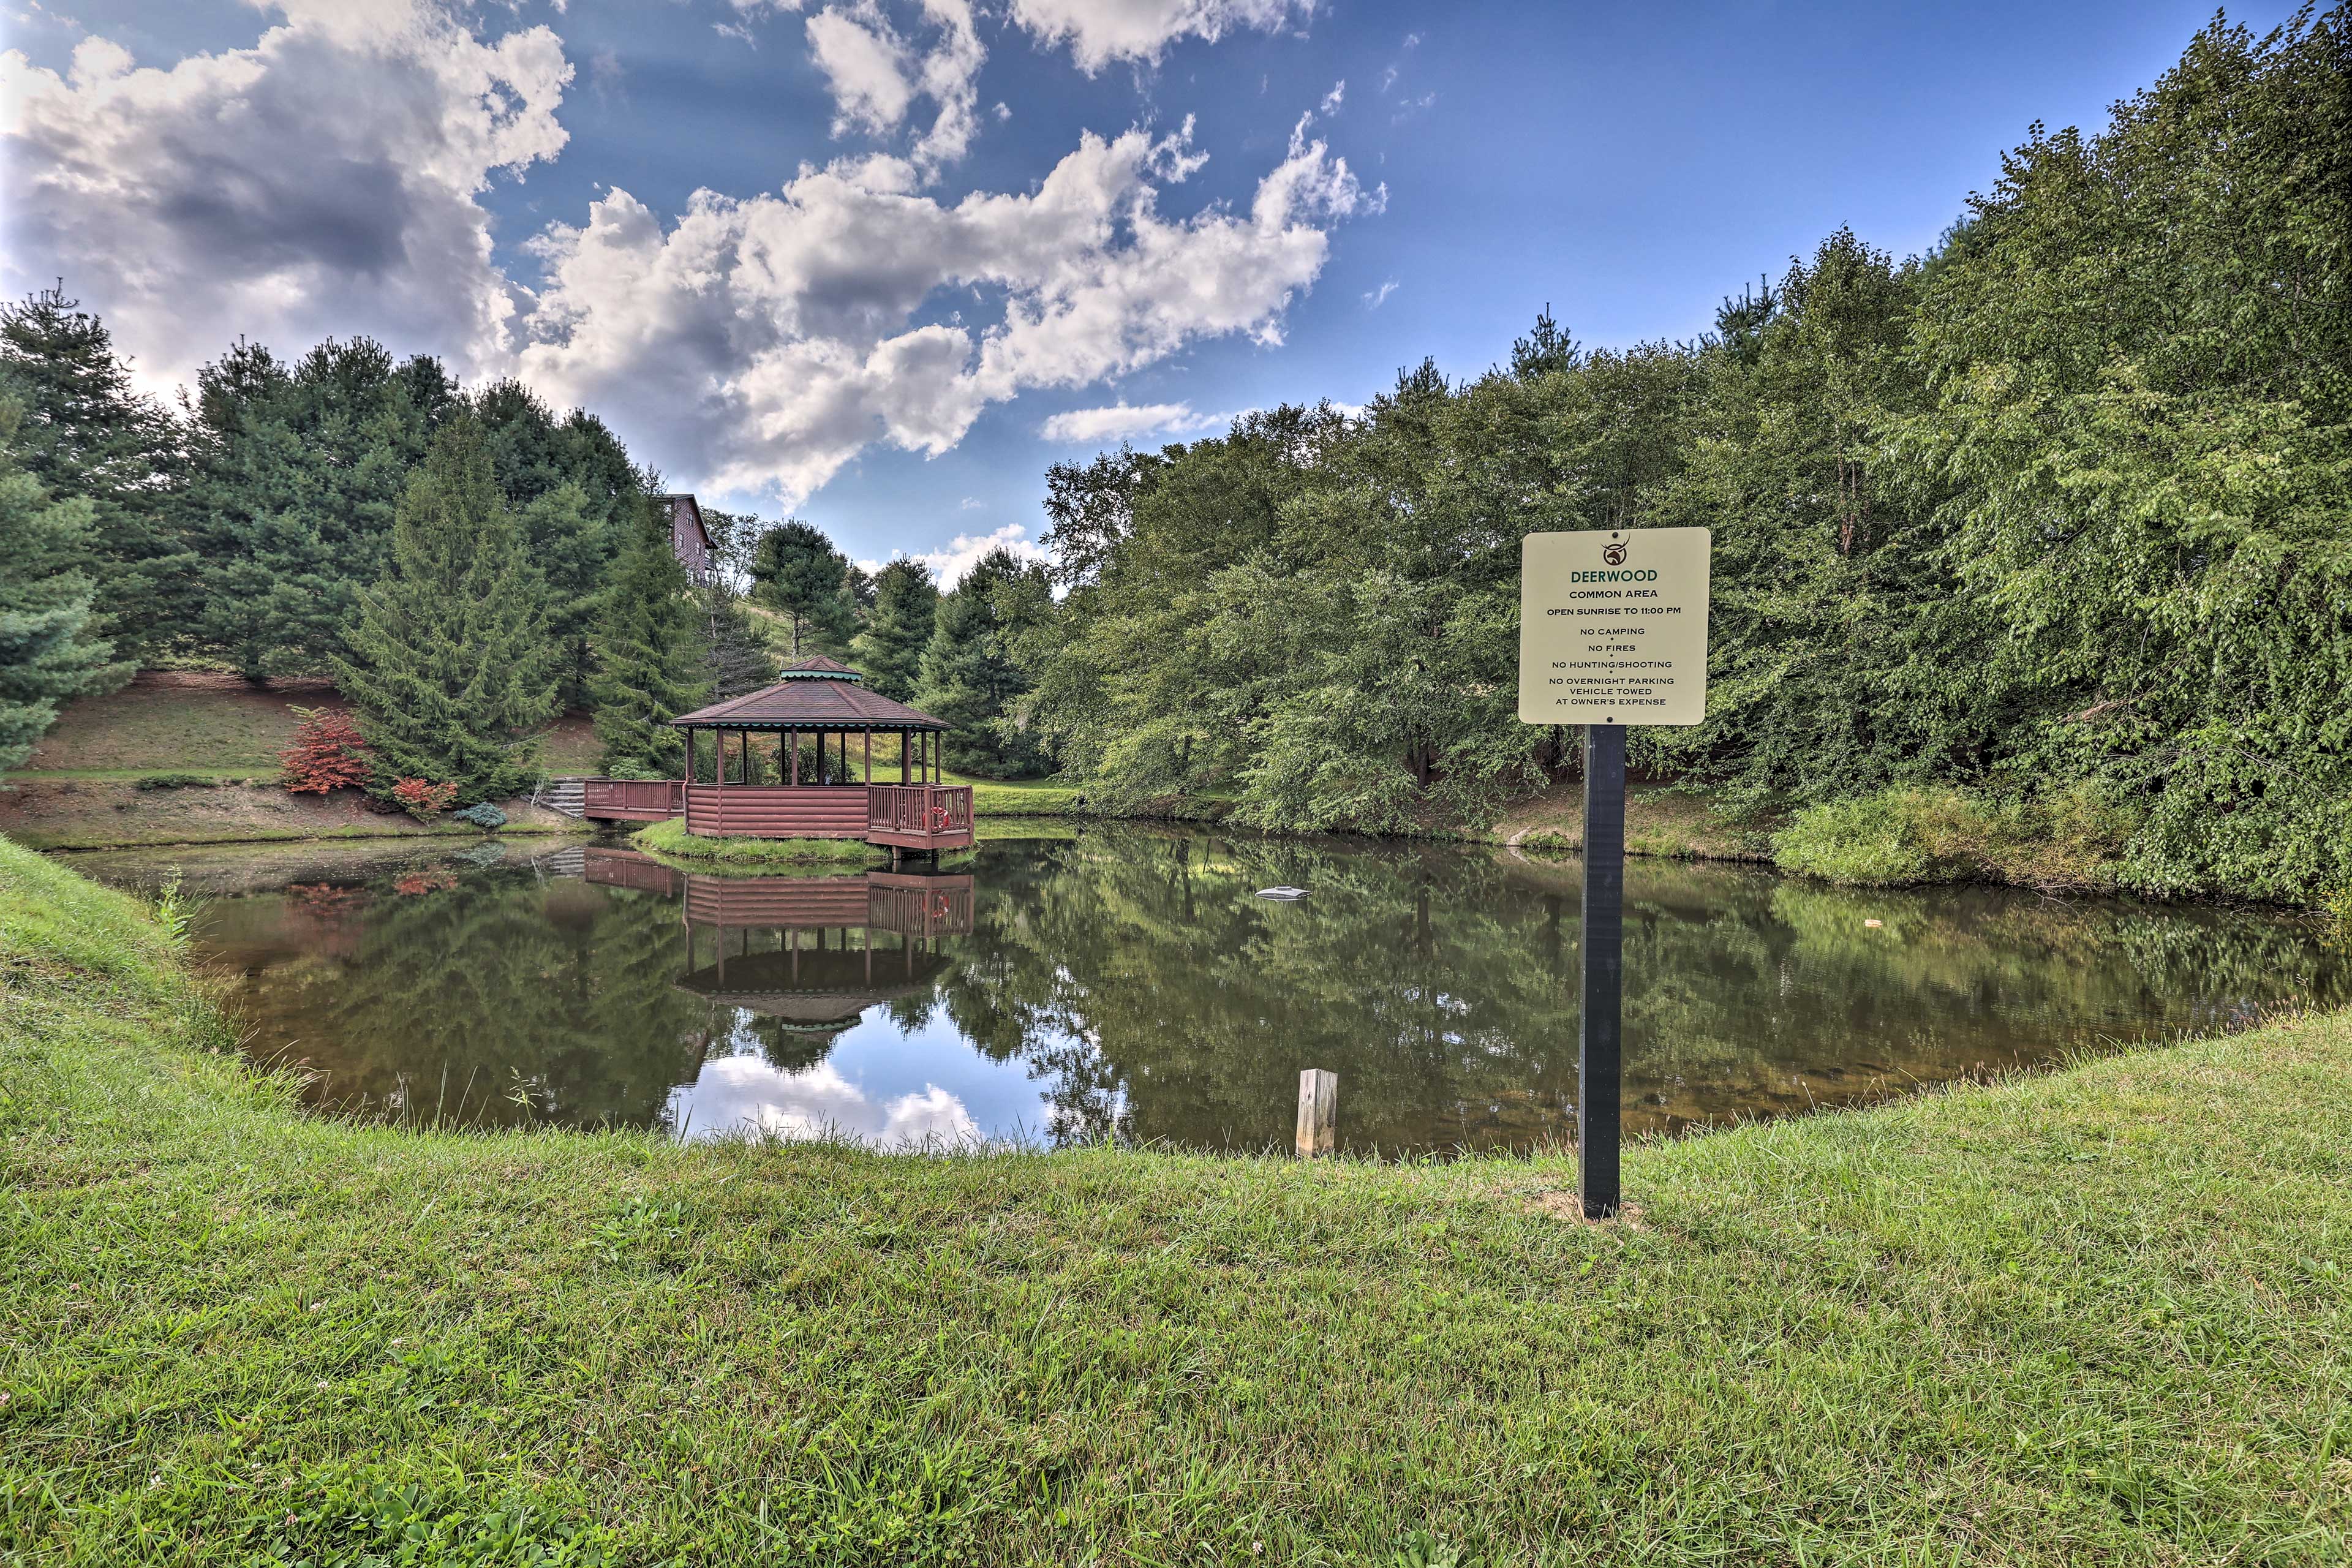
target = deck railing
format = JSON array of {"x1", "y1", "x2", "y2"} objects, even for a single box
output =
[
  {"x1": 581, "y1": 778, "x2": 685, "y2": 818},
  {"x1": 866, "y1": 784, "x2": 973, "y2": 841}
]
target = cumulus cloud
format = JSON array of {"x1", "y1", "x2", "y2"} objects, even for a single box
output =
[
  {"x1": 898, "y1": 523, "x2": 1055, "y2": 586},
  {"x1": 1009, "y1": 0, "x2": 1315, "y2": 71},
  {"x1": 519, "y1": 115, "x2": 1374, "y2": 504},
  {"x1": 1039, "y1": 400, "x2": 1224, "y2": 443},
  {"x1": 802, "y1": 0, "x2": 982, "y2": 175},
  {"x1": 6, "y1": 0, "x2": 1375, "y2": 515},
  {"x1": 0, "y1": 0, "x2": 569, "y2": 391}
]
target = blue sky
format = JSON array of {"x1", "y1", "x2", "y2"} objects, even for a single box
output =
[{"x1": 1, "y1": 0, "x2": 2299, "y2": 576}]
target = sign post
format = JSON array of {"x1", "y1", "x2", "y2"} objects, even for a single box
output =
[{"x1": 1518, "y1": 527, "x2": 1710, "y2": 1218}]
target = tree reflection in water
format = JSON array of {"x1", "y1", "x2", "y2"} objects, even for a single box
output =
[{"x1": 105, "y1": 824, "x2": 2352, "y2": 1154}]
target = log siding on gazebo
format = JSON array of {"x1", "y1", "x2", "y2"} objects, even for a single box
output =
[{"x1": 657, "y1": 656, "x2": 975, "y2": 852}]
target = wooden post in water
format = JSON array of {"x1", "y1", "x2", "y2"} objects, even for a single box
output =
[{"x1": 1296, "y1": 1069, "x2": 1338, "y2": 1157}]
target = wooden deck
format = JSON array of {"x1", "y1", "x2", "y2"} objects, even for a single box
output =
[
  {"x1": 579, "y1": 778, "x2": 685, "y2": 822},
  {"x1": 578, "y1": 778, "x2": 974, "y2": 853}
]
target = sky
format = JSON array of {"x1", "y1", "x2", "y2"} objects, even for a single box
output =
[{"x1": 0, "y1": 0, "x2": 2303, "y2": 581}]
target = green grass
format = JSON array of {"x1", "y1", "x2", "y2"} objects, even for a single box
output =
[
  {"x1": 632, "y1": 815, "x2": 889, "y2": 867},
  {"x1": 4, "y1": 834, "x2": 2349, "y2": 1564}
]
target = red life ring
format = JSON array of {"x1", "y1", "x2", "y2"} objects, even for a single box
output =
[
  {"x1": 929, "y1": 803, "x2": 951, "y2": 833},
  {"x1": 931, "y1": 893, "x2": 952, "y2": 921}
]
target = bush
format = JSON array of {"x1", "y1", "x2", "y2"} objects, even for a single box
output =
[
  {"x1": 1772, "y1": 784, "x2": 2132, "y2": 891},
  {"x1": 452, "y1": 802, "x2": 508, "y2": 831},
  {"x1": 133, "y1": 773, "x2": 217, "y2": 791},
  {"x1": 388, "y1": 778, "x2": 459, "y2": 821},
  {"x1": 277, "y1": 706, "x2": 372, "y2": 794}
]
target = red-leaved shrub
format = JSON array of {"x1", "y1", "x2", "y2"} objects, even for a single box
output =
[
  {"x1": 389, "y1": 778, "x2": 459, "y2": 820},
  {"x1": 277, "y1": 706, "x2": 372, "y2": 794}
]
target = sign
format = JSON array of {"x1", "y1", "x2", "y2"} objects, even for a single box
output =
[{"x1": 1517, "y1": 527, "x2": 1711, "y2": 728}]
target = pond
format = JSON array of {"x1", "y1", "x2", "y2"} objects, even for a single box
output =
[{"x1": 69, "y1": 825, "x2": 2350, "y2": 1156}]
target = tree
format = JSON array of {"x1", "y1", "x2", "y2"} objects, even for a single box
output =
[
  {"x1": 748, "y1": 521, "x2": 856, "y2": 656},
  {"x1": 0, "y1": 398, "x2": 128, "y2": 772},
  {"x1": 701, "y1": 583, "x2": 775, "y2": 702},
  {"x1": 473, "y1": 379, "x2": 636, "y2": 707},
  {"x1": 183, "y1": 336, "x2": 454, "y2": 677},
  {"x1": 850, "y1": 559, "x2": 938, "y2": 701},
  {"x1": 914, "y1": 548, "x2": 1054, "y2": 778},
  {"x1": 592, "y1": 504, "x2": 710, "y2": 777},
  {"x1": 333, "y1": 417, "x2": 560, "y2": 801},
  {"x1": 0, "y1": 285, "x2": 192, "y2": 661}
]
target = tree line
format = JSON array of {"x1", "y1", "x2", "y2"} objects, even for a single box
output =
[
  {"x1": 0, "y1": 301, "x2": 1052, "y2": 795},
  {"x1": 1015, "y1": 10, "x2": 2348, "y2": 902},
  {"x1": 2, "y1": 10, "x2": 2340, "y2": 899}
]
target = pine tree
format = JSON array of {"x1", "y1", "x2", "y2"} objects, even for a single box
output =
[
  {"x1": 914, "y1": 547, "x2": 1053, "y2": 778},
  {"x1": 749, "y1": 521, "x2": 856, "y2": 656},
  {"x1": 0, "y1": 286, "x2": 193, "y2": 662},
  {"x1": 701, "y1": 582, "x2": 775, "y2": 701},
  {"x1": 333, "y1": 417, "x2": 560, "y2": 802},
  {"x1": 475, "y1": 380, "x2": 633, "y2": 707},
  {"x1": 0, "y1": 398, "x2": 128, "y2": 772},
  {"x1": 851, "y1": 559, "x2": 938, "y2": 701},
  {"x1": 183, "y1": 336, "x2": 453, "y2": 677},
  {"x1": 591, "y1": 506, "x2": 710, "y2": 777}
]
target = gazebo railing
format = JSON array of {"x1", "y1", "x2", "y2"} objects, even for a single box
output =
[{"x1": 867, "y1": 784, "x2": 973, "y2": 841}]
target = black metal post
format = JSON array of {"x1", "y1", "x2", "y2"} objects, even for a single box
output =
[{"x1": 1580, "y1": 722, "x2": 1625, "y2": 1218}]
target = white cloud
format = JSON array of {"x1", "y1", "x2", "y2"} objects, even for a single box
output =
[
  {"x1": 802, "y1": 0, "x2": 981, "y2": 175},
  {"x1": 1362, "y1": 278, "x2": 1397, "y2": 309},
  {"x1": 904, "y1": 523, "x2": 1054, "y2": 586},
  {"x1": 519, "y1": 115, "x2": 1372, "y2": 505},
  {"x1": 1317, "y1": 78, "x2": 1343, "y2": 113},
  {"x1": 1039, "y1": 400, "x2": 1224, "y2": 443},
  {"x1": 1009, "y1": 0, "x2": 1314, "y2": 71},
  {"x1": 0, "y1": 0, "x2": 569, "y2": 391},
  {"x1": 7, "y1": 1, "x2": 1374, "y2": 515}
]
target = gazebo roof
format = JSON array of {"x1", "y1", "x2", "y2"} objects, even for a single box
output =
[{"x1": 669, "y1": 660, "x2": 948, "y2": 729}]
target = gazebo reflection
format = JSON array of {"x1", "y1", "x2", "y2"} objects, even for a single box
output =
[{"x1": 582, "y1": 848, "x2": 975, "y2": 1061}]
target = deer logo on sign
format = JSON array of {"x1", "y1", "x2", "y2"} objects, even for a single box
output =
[{"x1": 1602, "y1": 539, "x2": 1629, "y2": 566}]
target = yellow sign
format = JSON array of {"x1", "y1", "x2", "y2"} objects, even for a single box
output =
[{"x1": 1518, "y1": 527, "x2": 1711, "y2": 726}]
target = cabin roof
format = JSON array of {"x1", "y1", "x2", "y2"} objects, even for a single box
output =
[{"x1": 668, "y1": 660, "x2": 948, "y2": 729}]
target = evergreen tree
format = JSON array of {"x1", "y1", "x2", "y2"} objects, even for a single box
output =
[
  {"x1": 0, "y1": 286, "x2": 193, "y2": 660},
  {"x1": 701, "y1": 582, "x2": 775, "y2": 701},
  {"x1": 749, "y1": 521, "x2": 856, "y2": 656},
  {"x1": 333, "y1": 417, "x2": 559, "y2": 801},
  {"x1": 474, "y1": 380, "x2": 635, "y2": 707},
  {"x1": 851, "y1": 558, "x2": 938, "y2": 701},
  {"x1": 0, "y1": 398, "x2": 129, "y2": 771},
  {"x1": 184, "y1": 336, "x2": 454, "y2": 677},
  {"x1": 914, "y1": 548, "x2": 1054, "y2": 778},
  {"x1": 591, "y1": 505, "x2": 710, "y2": 777}
]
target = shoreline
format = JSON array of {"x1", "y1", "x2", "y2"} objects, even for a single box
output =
[{"x1": 4, "y1": 834, "x2": 2345, "y2": 1561}]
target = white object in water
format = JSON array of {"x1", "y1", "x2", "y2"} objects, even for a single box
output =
[{"x1": 1256, "y1": 886, "x2": 1308, "y2": 900}]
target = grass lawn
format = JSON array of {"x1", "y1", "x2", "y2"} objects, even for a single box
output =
[
  {"x1": 3, "y1": 834, "x2": 2348, "y2": 1564},
  {"x1": 631, "y1": 816, "x2": 889, "y2": 869}
]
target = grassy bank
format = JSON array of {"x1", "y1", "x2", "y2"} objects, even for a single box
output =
[
  {"x1": 4, "y1": 837, "x2": 2348, "y2": 1562},
  {"x1": 632, "y1": 816, "x2": 889, "y2": 869}
]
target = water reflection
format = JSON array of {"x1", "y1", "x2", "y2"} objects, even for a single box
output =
[{"x1": 69, "y1": 827, "x2": 2350, "y2": 1155}]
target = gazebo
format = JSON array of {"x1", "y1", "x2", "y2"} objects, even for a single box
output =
[{"x1": 658, "y1": 656, "x2": 973, "y2": 851}]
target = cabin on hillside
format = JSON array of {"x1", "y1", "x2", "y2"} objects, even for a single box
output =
[{"x1": 655, "y1": 494, "x2": 715, "y2": 585}]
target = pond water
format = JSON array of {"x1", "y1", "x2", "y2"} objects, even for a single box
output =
[{"x1": 70, "y1": 826, "x2": 2350, "y2": 1155}]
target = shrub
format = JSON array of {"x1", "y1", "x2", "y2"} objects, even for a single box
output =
[
  {"x1": 452, "y1": 802, "x2": 508, "y2": 831},
  {"x1": 277, "y1": 706, "x2": 372, "y2": 794},
  {"x1": 388, "y1": 778, "x2": 459, "y2": 821},
  {"x1": 1773, "y1": 783, "x2": 2132, "y2": 891},
  {"x1": 134, "y1": 773, "x2": 217, "y2": 791}
]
